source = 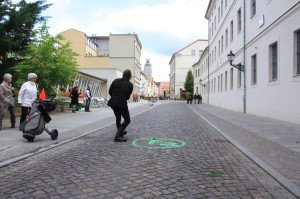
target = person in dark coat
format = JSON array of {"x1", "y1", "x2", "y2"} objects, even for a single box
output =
[
  {"x1": 199, "y1": 94, "x2": 202, "y2": 104},
  {"x1": 70, "y1": 86, "x2": 79, "y2": 113},
  {"x1": 108, "y1": 70, "x2": 133, "y2": 142},
  {"x1": 194, "y1": 93, "x2": 197, "y2": 104}
]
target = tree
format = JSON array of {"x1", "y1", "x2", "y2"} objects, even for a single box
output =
[
  {"x1": 184, "y1": 69, "x2": 194, "y2": 94},
  {"x1": 14, "y1": 22, "x2": 79, "y2": 94},
  {"x1": 0, "y1": 0, "x2": 50, "y2": 77}
]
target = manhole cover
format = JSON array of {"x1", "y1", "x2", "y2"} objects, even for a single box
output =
[
  {"x1": 208, "y1": 170, "x2": 223, "y2": 177},
  {"x1": 132, "y1": 138, "x2": 186, "y2": 149}
]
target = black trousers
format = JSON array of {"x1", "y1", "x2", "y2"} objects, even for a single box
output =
[
  {"x1": 20, "y1": 106, "x2": 31, "y2": 125},
  {"x1": 111, "y1": 106, "x2": 131, "y2": 134},
  {"x1": 85, "y1": 98, "x2": 91, "y2": 111},
  {"x1": 8, "y1": 106, "x2": 16, "y2": 126}
]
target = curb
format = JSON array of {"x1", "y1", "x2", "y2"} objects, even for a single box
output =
[
  {"x1": 0, "y1": 104, "x2": 159, "y2": 168},
  {"x1": 188, "y1": 105, "x2": 300, "y2": 198}
]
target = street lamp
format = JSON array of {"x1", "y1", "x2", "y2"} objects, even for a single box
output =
[
  {"x1": 227, "y1": 50, "x2": 244, "y2": 72},
  {"x1": 199, "y1": 79, "x2": 206, "y2": 87}
]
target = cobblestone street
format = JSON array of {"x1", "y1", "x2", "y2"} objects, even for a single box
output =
[{"x1": 0, "y1": 102, "x2": 296, "y2": 198}]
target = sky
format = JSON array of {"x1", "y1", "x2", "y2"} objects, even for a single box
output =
[{"x1": 17, "y1": 0, "x2": 210, "y2": 82}]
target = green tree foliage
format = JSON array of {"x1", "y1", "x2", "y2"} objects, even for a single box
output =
[
  {"x1": 14, "y1": 22, "x2": 79, "y2": 94},
  {"x1": 184, "y1": 69, "x2": 194, "y2": 94},
  {"x1": 0, "y1": 0, "x2": 50, "y2": 77}
]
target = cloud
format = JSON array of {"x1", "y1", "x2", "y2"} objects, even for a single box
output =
[{"x1": 85, "y1": 0, "x2": 209, "y2": 41}]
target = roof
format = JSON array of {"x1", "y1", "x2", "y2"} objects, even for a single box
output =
[
  {"x1": 192, "y1": 47, "x2": 209, "y2": 67},
  {"x1": 78, "y1": 71, "x2": 107, "y2": 82},
  {"x1": 169, "y1": 39, "x2": 208, "y2": 65},
  {"x1": 205, "y1": 0, "x2": 216, "y2": 19}
]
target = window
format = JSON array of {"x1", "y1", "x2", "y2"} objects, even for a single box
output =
[
  {"x1": 209, "y1": 28, "x2": 211, "y2": 39},
  {"x1": 230, "y1": 68, "x2": 233, "y2": 89},
  {"x1": 225, "y1": 29, "x2": 228, "y2": 47},
  {"x1": 212, "y1": 23, "x2": 214, "y2": 36},
  {"x1": 191, "y1": 50, "x2": 196, "y2": 56},
  {"x1": 221, "y1": 74, "x2": 223, "y2": 91},
  {"x1": 251, "y1": 54, "x2": 257, "y2": 84},
  {"x1": 214, "y1": 16, "x2": 217, "y2": 30},
  {"x1": 221, "y1": 36, "x2": 224, "y2": 53},
  {"x1": 225, "y1": 0, "x2": 227, "y2": 8},
  {"x1": 218, "y1": 7, "x2": 220, "y2": 23},
  {"x1": 225, "y1": 71, "x2": 228, "y2": 90},
  {"x1": 237, "y1": 8, "x2": 241, "y2": 33},
  {"x1": 214, "y1": 78, "x2": 216, "y2": 92},
  {"x1": 230, "y1": 20, "x2": 234, "y2": 42},
  {"x1": 221, "y1": 0, "x2": 224, "y2": 17},
  {"x1": 197, "y1": 87, "x2": 198, "y2": 94},
  {"x1": 214, "y1": 46, "x2": 217, "y2": 61},
  {"x1": 218, "y1": 40, "x2": 220, "y2": 57},
  {"x1": 218, "y1": 76, "x2": 220, "y2": 91},
  {"x1": 270, "y1": 42, "x2": 278, "y2": 81},
  {"x1": 237, "y1": 70, "x2": 242, "y2": 88},
  {"x1": 296, "y1": 30, "x2": 300, "y2": 75},
  {"x1": 251, "y1": 0, "x2": 256, "y2": 18}
]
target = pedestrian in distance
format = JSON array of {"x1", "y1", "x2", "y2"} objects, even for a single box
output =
[
  {"x1": 194, "y1": 93, "x2": 197, "y2": 104},
  {"x1": 18, "y1": 73, "x2": 38, "y2": 125},
  {"x1": 0, "y1": 73, "x2": 16, "y2": 131},
  {"x1": 85, "y1": 85, "x2": 92, "y2": 112},
  {"x1": 70, "y1": 86, "x2": 80, "y2": 113},
  {"x1": 108, "y1": 69, "x2": 133, "y2": 142},
  {"x1": 199, "y1": 94, "x2": 202, "y2": 104}
]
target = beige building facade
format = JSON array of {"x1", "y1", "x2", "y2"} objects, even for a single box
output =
[{"x1": 60, "y1": 29, "x2": 142, "y2": 99}]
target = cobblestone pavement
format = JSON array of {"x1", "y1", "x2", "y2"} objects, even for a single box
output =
[{"x1": 0, "y1": 102, "x2": 296, "y2": 198}]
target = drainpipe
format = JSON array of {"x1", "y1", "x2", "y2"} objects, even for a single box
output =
[
  {"x1": 243, "y1": 0, "x2": 247, "y2": 113},
  {"x1": 207, "y1": 22, "x2": 210, "y2": 105}
]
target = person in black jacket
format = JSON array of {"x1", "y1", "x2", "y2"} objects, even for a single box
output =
[
  {"x1": 70, "y1": 86, "x2": 79, "y2": 113},
  {"x1": 108, "y1": 70, "x2": 133, "y2": 142}
]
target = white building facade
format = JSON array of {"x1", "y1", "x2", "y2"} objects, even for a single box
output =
[
  {"x1": 203, "y1": 0, "x2": 300, "y2": 124},
  {"x1": 169, "y1": 40, "x2": 208, "y2": 100},
  {"x1": 192, "y1": 47, "x2": 209, "y2": 103}
]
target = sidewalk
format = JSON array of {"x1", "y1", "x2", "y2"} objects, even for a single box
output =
[
  {"x1": 189, "y1": 103, "x2": 300, "y2": 196},
  {"x1": 0, "y1": 101, "x2": 155, "y2": 164}
]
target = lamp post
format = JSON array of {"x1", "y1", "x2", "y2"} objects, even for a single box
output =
[{"x1": 227, "y1": 50, "x2": 246, "y2": 113}]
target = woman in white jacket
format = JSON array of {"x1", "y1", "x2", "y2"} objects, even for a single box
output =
[{"x1": 18, "y1": 73, "x2": 38, "y2": 125}]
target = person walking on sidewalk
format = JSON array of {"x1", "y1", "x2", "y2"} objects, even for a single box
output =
[
  {"x1": 70, "y1": 86, "x2": 79, "y2": 113},
  {"x1": 18, "y1": 73, "x2": 38, "y2": 125},
  {"x1": 108, "y1": 70, "x2": 133, "y2": 142},
  {"x1": 0, "y1": 73, "x2": 16, "y2": 131},
  {"x1": 85, "y1": 85, "x2": 92, "y2": 112}
]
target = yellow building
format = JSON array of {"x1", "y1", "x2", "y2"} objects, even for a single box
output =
[{"x1": 60, "y1": 29, "x2": 142, "y2": 100}]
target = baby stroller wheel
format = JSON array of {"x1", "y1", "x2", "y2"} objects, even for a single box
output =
[
  {"x1": 50, "y1": 129, "x2": 58, "y2": 140},
  {"x1": 23, "y1": 133, "x2": 35, "y2": 142}
]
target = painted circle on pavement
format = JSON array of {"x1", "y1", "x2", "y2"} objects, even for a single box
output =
[{"x1": 132, "y1": 138, "x2": 186, "y2": 149}]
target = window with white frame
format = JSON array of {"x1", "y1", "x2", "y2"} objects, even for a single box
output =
[
  {"x1": 218, "y1": 7, "x2": 220, "y2": 23},
  {"x1": 221, "y1": 0, "x2": 224, "y2": 17},
  {"x1": 221, "y1": 74, "x2": 223, "y2": 91},
  {"x1": 221, "y1": 36, "x2": 224, "y2": 53},
  {"x1": 237, "y1": 70, "x2": 242, "y2": 88},
  {"x1": 230, "y1": 20, "x2": 234, "y2": 42},
  {"x1": 269, "y1": 42, "x2": 278, "y2": 81},
  {"x1": 214, "y1": 16, "x2": 216, "y2": 30},
  {"x1": 230, "y1": 68, "x2": 233, "y2": 89},
  {"x1": 251, "y1": 54, "x2": 257, "y2": 84},
  {"x1": 225, "y1": 29, "x2": 228, "y2": 47},
  {"x1": 295, "y1": 30, "x2": 300, "y2": 76},
  {"x1": 214, "y1": 78, "x2": 216, "y2": 92},
  {"x1": 218, "y1": 40, "x2": 221, "y2": 57},
  {"x1": 218, "y1": 75, "x2": 220, "y2": 92},
  {"x1": 214, "y1": 46, "x2": 217, "y2": 61},
  {"x1": 237, "y1": 8, "x2": 242, "y2": 33},
  {"x1": 251, "y1": 0, "x2": 256, "y2": 18},
  {"x1": 225, "y1": 0, "x2": 227, "y2": 8},
  {"x1": 191, "y1": 50, "x2": 196, "y2": 57},
  {"x1": 225, "y1": 71, "x2": 228, "y2": 90}
]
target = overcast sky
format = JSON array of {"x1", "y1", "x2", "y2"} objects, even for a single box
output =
[{"x1": 18, "y1": 0, "x2": 210, "y2": 82}]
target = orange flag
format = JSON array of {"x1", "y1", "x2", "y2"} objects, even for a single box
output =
[{"x1": 39, "y1": 88, "x2": 47, "y2": 101}]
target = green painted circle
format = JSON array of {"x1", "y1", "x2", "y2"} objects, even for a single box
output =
[{"x1": 132, "y1": 138, "x2": 186, "y2": 149}]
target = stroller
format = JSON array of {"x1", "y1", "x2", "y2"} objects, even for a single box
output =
[{"x1": 20, "y1": 98, "x2": 58, "y2": 142}]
